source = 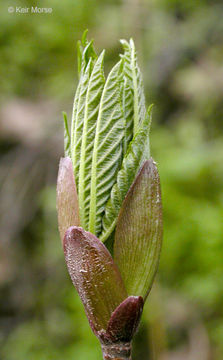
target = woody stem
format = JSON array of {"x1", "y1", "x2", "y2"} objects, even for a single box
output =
[{"x1": 101, "y1": 342, "x2": 132, "y2": 360}]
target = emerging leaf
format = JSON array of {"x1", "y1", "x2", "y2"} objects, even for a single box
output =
[
  {"x1": 71, "y1": 39, "x2": 98, "y2": 189},
  {"x1": 121, "y1": 76, "x2": 134, "y2": 155},
  {"x1": 114, "y1": 159, "x2": 163, "y2": 299},
  {"x1": 63, "y1": 226, "x2": 127, "y2": 335},
  {"x1": 120, "y1": 39, "x2": 146, "y2": 134},
  {"x1": 106, "y1": 296, "x2": 144, "y2": 343},
  {"x1": 56, "y1": 157, "x2": 80, "y2": 242},
  {"x1": 100, "y1": 105, "x2": 152, "y2": 243},
  {"x1": 88, "y1": 60, "x2": 124, "y2": 236},
  {"x1": 78, "y1": 51, "x2": 105, "y2": 230},
  {"x1": 71, "y1": 59, "x2": 94, "y2": 191},
  {"x1": 77, "y1": 34, "x2": 97, "y2": 77}
]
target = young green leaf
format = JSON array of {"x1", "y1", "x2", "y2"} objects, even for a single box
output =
[
  {"x1": 56, "y1": 157, "x2": 80, "y2": 242},
  {"x1": 120, "y1": 39, "x2": 146, "y2": 134},
  {"x1": 78, "y1": 51, "x2": 105, "y2": 230},
  {"x1": 71, "y1": 40, "x2": 98, "y2": 188},
  {"x1": 114, "y1": 159, "x2": 163, "y2": 300},
  {"x1": 88, "y1": 60, "x2": 124, "y2": 236},
  {"x1": 62, "y1": 112, "x2": 71, "y2": 157},
  {"x1": 71, "y1": 59, "x2": 93, "y2": 190},
  {"x1": 77, "y1": 30, "x2": 89, "y2": 74},
  {"x1": 121, "y1": 78, "x2": 134, "y2": 155},
  {"x1": 100, "y1": 105, "x2": 152, "y2": 243},
  {"x1": 77, "y1": 36, "x2": 97, "y2": 77},
  {"x1": 63, "y1": 226, "x2": 127, "y2": 334}
]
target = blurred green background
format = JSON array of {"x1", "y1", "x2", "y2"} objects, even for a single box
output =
[{"x1": 0, "y1": 0, "x2": 223, "y2": 359}]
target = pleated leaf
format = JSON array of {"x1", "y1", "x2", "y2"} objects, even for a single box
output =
[
  {"x1": 78, "y1": 52, "x2": 105, "y2": 230},
  {"x1": 56, "y1": 157, "x2": 80, "y2": 242},
  {"x1": 122, "y1": 77, "x2": 134, "y2": 155},
  {"x1": 120, "y1": 39, "x2": 146, "y2": 134},
  {"x1": 71, "y1": 59, "x2": 93, "y2": 191},
  {"x1": 88, "y1": 61, "x2": 124, "y2": 236},
  {"x1": 114, "y1": 159, "x2": 163, "y2": 299},
  {"x1": 70, "y1": 39, "x2": 98, "y2": 190},
  {"x1": 100, "y1": 105, "x2": 152, "y2": 243},
  {"x1": 63, "y1": 226, "x2": 127, "y2": 335}
]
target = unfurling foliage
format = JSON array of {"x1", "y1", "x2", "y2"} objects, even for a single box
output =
[{"x1": 57, "y1": 31, "x2": 163, "y2": 360}]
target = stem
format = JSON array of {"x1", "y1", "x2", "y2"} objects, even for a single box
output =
[{"x1": 101, "y1": 342, "x2": 132, "y2": 360}]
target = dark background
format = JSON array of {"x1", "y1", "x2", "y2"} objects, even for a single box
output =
[{"x1": 0, "y1": 0, "x2": 223, "y2": 359}]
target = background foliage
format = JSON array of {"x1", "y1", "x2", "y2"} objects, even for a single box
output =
[{"x1": 0, "y1": 0, "x2": 223, "y2": 359}]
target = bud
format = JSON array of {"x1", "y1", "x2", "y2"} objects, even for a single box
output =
[{"x1": 56, "y1": 32, "x2": 163, "y2": 360}]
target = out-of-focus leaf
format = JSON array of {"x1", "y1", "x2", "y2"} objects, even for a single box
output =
[
  {"x1": 78, "y1": 51, "x2": 105, "y2": 230},
  {"x1": 106, "y1": 296, "x2": 144, "y2": 342},
  {"x1": 62, "y1": 112, "x2": 70, "y2": 157},
  {"x1": 63, "y1": 226, "x2": 127, "y2": 335},
  {"x1": 77, "y1": 35, "x2": 97, "y2": 77},
  {"x1": 114, "y1": 159, "x2": 162, "y2": 299},
  {"x1": 120, "y1": 39, "x2": 146, "y2": 134},
  {"x1": 88, "y1": 60, "x2": 124, "y2": 236},
  {"x1": 100, "y1": 105, "x2": 152, "y2": 243},
  {"x1": 56, "y1": 157, "x2": 79, "y2": 242},
  {"x1": 77, "y1": 30, "x2": 89, "y2": 75}
]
